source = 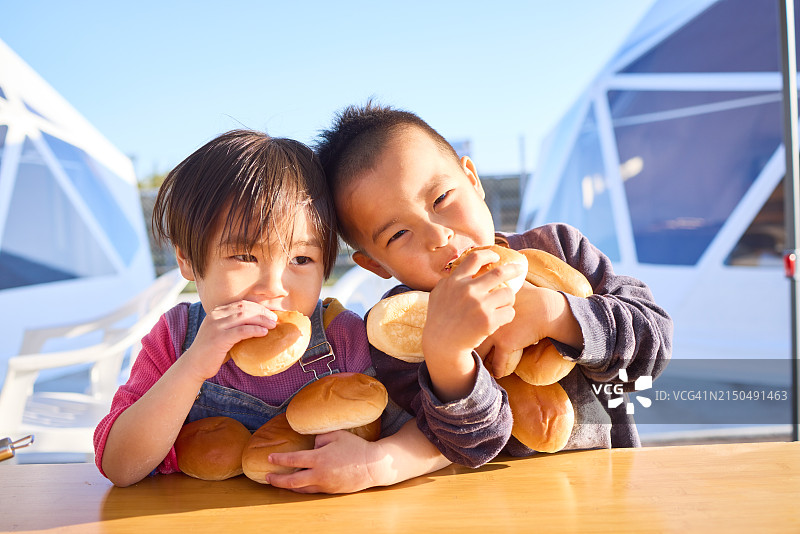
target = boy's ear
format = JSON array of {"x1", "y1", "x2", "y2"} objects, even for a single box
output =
[
  {"x1": 174, "y1": 247, "x2": 197, "y2": 282},
  {"x1": 352, "y1": 251, "x2": 393, "y2": 280},
  {"x1": 460, "y1": 156, "x2": 485, "y2": 200}
]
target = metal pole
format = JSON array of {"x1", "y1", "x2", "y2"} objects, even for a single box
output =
[{"x1": 779, "y1": 0, "x2": 800, "y2": 442}]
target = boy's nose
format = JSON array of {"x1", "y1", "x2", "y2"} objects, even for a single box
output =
[{"x1": 426, "y1": 223, "x2": 454, "y2": 250}]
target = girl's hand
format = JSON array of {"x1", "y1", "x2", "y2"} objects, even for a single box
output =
[{"x1": 182, "y1": 300, "x2": 277, "y2": 380}]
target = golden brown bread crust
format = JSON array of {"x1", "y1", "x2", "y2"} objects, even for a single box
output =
[
  {"x1": 345, "y1": 417, "x2": 382, "y2": 442},
  {"x1": 496, "y1": 374, "x2": 574, "y2": 453},
  {"x1": 518, "y1": 248, "x2": 592, "y2": 298},
  {"x1": 241, "y1": 413, "x2": 316, "y2": 483},
  {"x1": 514, "y1": 339, "x2": 576, "y2": 386},
  {"x1": 175, "y1": 416, "x2": 252, "y2": 480},
  {"x1": 285, "y1": 372, "x2": 388, "y2": 435},
  {"x1": 366, "y1": 291, "x2": 429, "y2": 363},
  {"x1": 228, "y1": 310, "x2": 311, "y2": 376}
]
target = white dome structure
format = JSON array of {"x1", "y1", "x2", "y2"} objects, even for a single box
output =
[
  {"x1": 518, "y1": 0, "x2": 793, "y2": 376},
  {"x1": 0, "y1": 39, "x2": 154, "y2": 368}
]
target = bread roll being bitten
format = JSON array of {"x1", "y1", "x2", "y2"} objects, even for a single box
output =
[
  {"x1": 174, "y1": 416, "x2": 252, "y2": 481},
  {"x1": 227, "y1": 310, "x2": 311, "y2": 376},
  {"x1": 366, "y1": 245, "x2": 526, "y2": 363},
  {"x1": 447, "y1": 244, "x2": 528, "y2": 294}
]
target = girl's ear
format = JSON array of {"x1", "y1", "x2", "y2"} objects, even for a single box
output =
[
  {"x1": 461, "y1": 156, "x2": 486, "y2": 200},
  {"x1": 352, "y1": 251, "x2": 393, "y2": 279},
  {"x1": 175, "y1": 246, "x2": 197, "y2": 282}
]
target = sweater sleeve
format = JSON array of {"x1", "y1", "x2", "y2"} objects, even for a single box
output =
[
  {"x1": 368, "y1": 287, "x2": 512, "y2": 468},
  {"x1": 503, "y1": 223, "x2": 673, "y2": 389},
  {"x1": 93, "y1": 305, "x2": 187, "y2": 478}
]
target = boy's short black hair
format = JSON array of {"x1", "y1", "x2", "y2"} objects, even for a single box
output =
[
  {"x1": 152, "y1": 129, "x2": 337, "y2": 278},
  {"x1": 315, "y1": 101, "x2": 459, "y2": 247}
]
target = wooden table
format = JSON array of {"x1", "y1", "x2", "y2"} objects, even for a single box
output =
[{"x1": 1, "y1": 442, "x2": 798, "y2": 533}]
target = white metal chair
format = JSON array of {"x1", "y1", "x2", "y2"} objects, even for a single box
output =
[{"x1": 0, "y1": 268, "x2": 188, "y2": 460}]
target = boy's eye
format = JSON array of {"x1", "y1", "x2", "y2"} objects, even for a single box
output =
[
  {"x1": 387, "y1": 229, "x2": 407, "y2": 245},
  {"x1": 433, "y1": 191, "x2": 449, "y2": 208},
  {"x1": 291, "y1": 256, "x2": 313, "y2": 266}
]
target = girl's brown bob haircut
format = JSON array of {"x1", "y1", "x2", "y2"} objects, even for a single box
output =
[{"x1": 152, "y1": 130, "x2": 337, "y2": 279}]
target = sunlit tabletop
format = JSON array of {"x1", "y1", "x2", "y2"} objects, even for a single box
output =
[{"x1": 1, "y1": 441, "x2": 798, "y2": 533}]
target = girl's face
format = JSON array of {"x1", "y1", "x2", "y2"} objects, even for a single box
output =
[{"x1": 178, "y1": 209, "x2": 325, "y2": 318}]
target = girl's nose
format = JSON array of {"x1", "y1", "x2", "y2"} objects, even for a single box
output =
[{"x1": 252, "y1": 264, "x2": 287, "y2": 300}]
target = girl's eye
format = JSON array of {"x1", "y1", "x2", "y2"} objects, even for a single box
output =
[
  {"x1": 433, "y1": 191, "x2": 449, "y2": 208},
  {"x1": 233, "y1": 254, "x2": 257, "y2": 262},
  {"x1": 387, "y1": 229, "x2": 407, "y2": 245},
  {"x1": 292, "y1": 256, "x2": 312, "y2": 266}
]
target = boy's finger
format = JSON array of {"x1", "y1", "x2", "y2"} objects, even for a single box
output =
[{"x1": 448, "y1": 249, "x2": 501, "y2": 278}]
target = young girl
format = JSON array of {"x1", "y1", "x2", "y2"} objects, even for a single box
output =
[{"x1": 94, "y1": 130, "x2": 448, "y2": 492}]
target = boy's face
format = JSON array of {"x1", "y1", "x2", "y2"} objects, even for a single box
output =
[
  {"x1": 177, "y1": 209, "x2": 325, "y2": 318},
  {"x1": 339, "y1": 127, "x2": 496, "y2": 292}
]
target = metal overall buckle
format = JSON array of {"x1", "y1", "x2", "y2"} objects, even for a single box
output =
[{"x1": 298, "y1": 341, "x2": 336, "y2": 380}]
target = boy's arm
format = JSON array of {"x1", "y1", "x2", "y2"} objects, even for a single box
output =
[
  {"x1": 503, "y1": 223, "x2": 673, "y2": 384},
  {"x1": 373, "y1": 345, "x2": 513, "y2": 468},
  {"x1": 265, "y1": 419, "x2": 451, "y2": 494}
]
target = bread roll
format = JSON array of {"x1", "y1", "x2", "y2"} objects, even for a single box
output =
[
  {"x1": 241, "y1": 413, "x2": 316, "y2": 483},
  {"x1": 346, "y1": 417, "x2": 382, "y2": 442},
  {"x1": 174, "y1": 416, "x2": 252, "y2": 480},
  {"x1": 286, "y1": 373, "x2": 388, "y2": 435},
  {"x1": 519, "y1": 249, "x2": 592, "y2": 298},
  {"x1": 496, "y1": 374, "x2": 574, "y2": 453},
  {"x1": 228, "y1": 310, "x2": 311, "y2": 376},
  {"x1": 514, "y1": 339, "x2": 576, "y2": 386},
  {"x1": 448, "y1": 245, "x2": 528, "y2": 294},
  {"x1": 366, "y1": 291, "x2": 429, "y2": 363}
]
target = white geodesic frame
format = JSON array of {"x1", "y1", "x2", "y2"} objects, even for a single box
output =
[
  {"x1": 518, "y1": 0, "x2": 793, "y2": 373},
  {"x1": 0, "y1": 39, "x2": 154, "y2": 372}
]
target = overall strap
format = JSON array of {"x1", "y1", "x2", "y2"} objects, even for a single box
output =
[{"x1": 297, "y1": 299, "x2": 339, "y2": 379}]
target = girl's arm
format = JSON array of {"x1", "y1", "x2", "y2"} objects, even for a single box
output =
[
  {"x1": 101, "y1": 355, "x2": 210, "y2": 486},
  {"x1": 101, "y1": 300, "x2": 276, "y2": 487}
]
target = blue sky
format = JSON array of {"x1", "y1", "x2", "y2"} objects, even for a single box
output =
[{"x1": 0, "y1": 1, "x2": 655, "y2": 179}]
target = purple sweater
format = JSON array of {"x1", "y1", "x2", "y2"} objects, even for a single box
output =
[{"x1": 369, "y1": 223, "x2": 673, "y2": 467}]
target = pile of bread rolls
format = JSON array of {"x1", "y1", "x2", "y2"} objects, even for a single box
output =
[
  {"x1": 174, "y1": 372, "x2": 387, "y2": 483},
  {"x1": 366, "y1": 244, "x2": 592, "y2": 453}
]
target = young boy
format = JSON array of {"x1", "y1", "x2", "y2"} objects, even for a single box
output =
[
  {"x1": 94, "y1": 130, "x2": 449, "y2": 492},
  {"x1": 315, "y1": 102, "x2": 673, "y2": 467}
]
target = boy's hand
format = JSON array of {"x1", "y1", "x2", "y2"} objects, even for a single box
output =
[
  {"x1": 265, "y1": 430, "x2": 386, "y2": 494},
  {"x1": 422, "y1": 248, "x2": 525, "y2": 400},
  {"x1": 479, "y1": 282, "x2": 584, "y2": 377},
  {"x1": 182, "y1": 300, "x2": 277, "y2": 381}
]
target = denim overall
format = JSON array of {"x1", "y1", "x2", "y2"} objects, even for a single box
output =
[{"x1": 180, "y1": 300, "x2": 340, "y2": 431}]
